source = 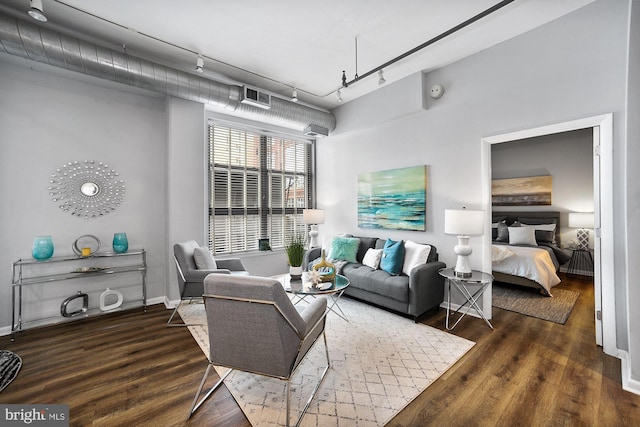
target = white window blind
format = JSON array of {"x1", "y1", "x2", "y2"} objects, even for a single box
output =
[{"x1": 208, "y1": 124, "x2": 312, "y2": 254}]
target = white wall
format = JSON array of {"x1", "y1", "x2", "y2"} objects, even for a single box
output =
[
  {"x1": 0, "y1": 57, "x2": 168, "y2": 328},
  {"x1": 321, "y1": 0, "x2": 630, "y2": 352}
]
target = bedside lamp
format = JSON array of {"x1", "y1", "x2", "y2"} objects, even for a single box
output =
[
  {"x1": 568, "y1": 212, "x2": 594, "y2": 250},
  {"x1": 444, "y1": 208, "x2": 484, "y2": 278},
  {"x1": 303, "y1": 209, "x2": 325, "y2": 248}
]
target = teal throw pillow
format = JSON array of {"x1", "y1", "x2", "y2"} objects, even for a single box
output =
[
  {"x1": 328, "y1": 236, "x2": 360, "y2": 263},
  {"x1": 380, "y1": 238, "x2": 405, "y2": 276}
]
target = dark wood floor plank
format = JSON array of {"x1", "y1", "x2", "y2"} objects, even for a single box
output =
[{"x1": 2, "y1": 273, "x2": 639, "y2": 426}]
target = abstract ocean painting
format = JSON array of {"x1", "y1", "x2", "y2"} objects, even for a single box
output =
[{"x1": 358, "y1": 165, "x2": 426, "y2": 231}]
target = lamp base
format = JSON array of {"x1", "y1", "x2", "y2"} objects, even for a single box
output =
[
  {"x1": 454, "y1": 270, "x2": 472, "y2": 278},
  {"x1": 309, "y1": 225, "x2": 319, "y2": 248},
  {"x1": 453, "y1": 235, "x2": 473, "y2": 278}
]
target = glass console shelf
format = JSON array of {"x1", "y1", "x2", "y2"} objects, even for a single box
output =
[{"x1": 11, "y1": 249, "x2": 146, "y2": 341}]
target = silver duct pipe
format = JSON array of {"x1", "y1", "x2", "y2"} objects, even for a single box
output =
[{"x1": 0, "y1": 12, "x2": 336, "y2": 133}]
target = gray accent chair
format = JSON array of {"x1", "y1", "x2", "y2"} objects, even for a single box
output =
[
  {"x1": 189, "y1": 274, "x2": 329, "y2": 426},
  {"x1": 168, "y1": 240, "x2": 249, "y2": 326}
]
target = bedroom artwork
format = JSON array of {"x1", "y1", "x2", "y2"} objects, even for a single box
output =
[
  {"x1": 357, "y1": 165, "x2": 426, "y2": 231},
  {"x1": 492, "y1": 175, "x2": 552, "y2": 206}
]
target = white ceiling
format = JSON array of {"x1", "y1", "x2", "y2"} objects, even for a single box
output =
[{"x1": 0, "y1": 0, "x2": 595, "y2": 110}]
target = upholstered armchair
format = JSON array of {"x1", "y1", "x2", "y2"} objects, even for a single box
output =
[
  {"x1": 189, "y1": 274, "x2": 330, "y2": 426},
  {"x1": 168, "y1": 240, "x2": 249, "y2": 326}
]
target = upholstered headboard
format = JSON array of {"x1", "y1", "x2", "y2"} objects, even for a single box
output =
[{"x1": 492, "y1": 211, "x2": 561, "y2": 246}]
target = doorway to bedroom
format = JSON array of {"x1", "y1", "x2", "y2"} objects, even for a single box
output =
[{"x1": 481, "y1": 114, "x2": 615, "y2": 355}]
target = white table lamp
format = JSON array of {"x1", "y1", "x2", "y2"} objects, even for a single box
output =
[
  {"x1": 568, "y1": 212, "x2": 594, "y2": 250},
  {"x1": 303, "y1": 209, "x2": 325, "y2": 248},
  {"x1": 444, "y1": 209, "x2": 484, "y2": 278}
]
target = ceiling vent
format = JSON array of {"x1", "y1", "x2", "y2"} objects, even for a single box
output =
[
  {"x1": 303, "y1": 124, "x2": 329, "y2": 137},
  {"x1": 241, "y1": 86, "x2": 271, "y2": 109}
]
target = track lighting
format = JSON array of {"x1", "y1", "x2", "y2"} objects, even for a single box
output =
[
  {"x1": 378, "y1": 69, "x2": 386, "y2": 85},
  {"x1": 195, "y1": 56, "x2": 204, "y2": 73},
  {"x1": 291, "y1": 88, "x2": 298, "y2": 103},
  {"x1": 28, "y1": 0, "x2": 47, "y2": 22},
  {"x1": 336, "y1": 89, "x2": 343, "y2": 103}
]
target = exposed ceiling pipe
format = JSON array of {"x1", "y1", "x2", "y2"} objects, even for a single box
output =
[{"x1": 0, "y1": 12, "x2": 336, "y2": 134}]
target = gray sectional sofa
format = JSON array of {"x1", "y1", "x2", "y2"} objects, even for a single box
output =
[{"x1": 304, "y1": 236, "x2": 446, "y2": 321}]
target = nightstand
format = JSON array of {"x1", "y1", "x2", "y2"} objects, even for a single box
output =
[
  {"x1": 439, "y1": 268, "x2": 494, "y2": 331},
  {"x1": 566, "y1": 249, "x2": 594, "y2": 276}
]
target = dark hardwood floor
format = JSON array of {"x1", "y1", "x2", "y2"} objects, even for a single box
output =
[{"x1": 2, "y1": 273, "x2": 639, "y2": 426}]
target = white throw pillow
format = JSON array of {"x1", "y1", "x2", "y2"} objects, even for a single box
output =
[
  {"x1": 362, "y1": 248, "x2": 383, "y2": 269},
  {"x1": 508, "y1": 226, "x2": 538, "y2": 246},
  {"x1": 402, "y1": 240, "x2": 432, "y2": 275},
  {"x1": 193, "y1": 247, "x2": 217, "y2": 269}
]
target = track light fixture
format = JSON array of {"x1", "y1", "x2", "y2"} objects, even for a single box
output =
[
  {"x1": 338, "y1": 0, "x2": 515, "y2": 89},
  {"x1": 378, "y1": 69, "x2": 386, "y2": 85},
  {"x1": 336, "y1": 89, "x2": 343, "y2": 103},
  {"x1": 28, "y1": 0, "x2": 48, "y2": 22},
  {"x1": 291, "y1": 88, "x2": 298, "y2": 103},
  {"x1": 195, "y1": 56, "x2": 204, "y2": 73}
]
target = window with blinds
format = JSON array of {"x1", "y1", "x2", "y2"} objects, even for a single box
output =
[{"x1": 208, "y1": 124, "x2": 313, "y2": 254}]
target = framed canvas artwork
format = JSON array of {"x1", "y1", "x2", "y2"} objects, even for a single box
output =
[
  {"x1": 492, "y1": 175, "x2": 552, "y2": 206},
  {"x1": 358, "y1": 165, "x2": 427, "y2": 231}
]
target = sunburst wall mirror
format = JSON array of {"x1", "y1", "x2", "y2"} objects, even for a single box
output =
[{"x1": 48, "y1": 160, "x2": 125, "y2": 218}]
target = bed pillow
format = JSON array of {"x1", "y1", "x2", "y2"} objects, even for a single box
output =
[
  {"x1": 518, "y1": 220, "x2": 557, "y2": 244},
  {"x1": 508, "y1": 226, "x2": 538, "y2": 246},
  {"x1": 327, "y1": 236, "x2": 360, "y2": 263},
  {"x1": 402, "y1": 240, "x2": 432, "y2": 275},
  {"x1": 193, "y1": 247, "x2": 217, "y2": 269},
  {"x1": 495, "y1": 221, "x2": 510, "y2": 242},
  {"x1": 380, "y1": 239, "x2": 405, "y2": 276},
  {"x1": 362, "y1": 248, "x2": 383, "y2": 269}
]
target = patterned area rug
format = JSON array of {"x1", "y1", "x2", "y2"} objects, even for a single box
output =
[
  {"x1": 493, "y1": 284, "x2": 580, "y2": 324},
  {"x1": 0, "y1": 350, "x2": 22, "y2": 393},
  {"x1": 179, "y1": 298, "x2": 474, "y2": 426}
]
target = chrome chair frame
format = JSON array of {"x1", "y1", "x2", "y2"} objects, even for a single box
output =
[{"x1": 189, "y1": 293, "x2": 330, "y2": 427}]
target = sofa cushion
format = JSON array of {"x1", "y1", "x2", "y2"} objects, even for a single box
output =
[
  {"x1": 354, "y1": 236, "x2": 378, "y2": 262},
  {"x1": 328, "y1": 236, "x2": 360, "y2": 262},
  {"x1": 362, "y1": 248, "x2": 383, "y2": 269},
  {"x1": 342, "y1": 263, "x2": 409, "y2": 303},
  {"x1": 402, "y1": 241, "x2": 431, "y2": 275},
  {"x1": 193, "y1": 247, "x2": 217, "y2": 269},
  {"x1": 380, "y1": 238, "x2": 405, "y2": 276}
]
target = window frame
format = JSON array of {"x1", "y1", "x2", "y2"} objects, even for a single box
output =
[{"x1": 207, "y1": 122, "x2": 316, "y2": 255}]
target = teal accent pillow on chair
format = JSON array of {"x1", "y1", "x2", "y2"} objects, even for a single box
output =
[
  {"x1": 380, "y1": 239, "x2": 405, "y2": 275},
  {"x1": 328, "y1": 236, "x2": 360, "y2": 263}
]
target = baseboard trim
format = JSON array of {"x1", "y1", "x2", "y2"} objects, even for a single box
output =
[{"x1": 618, "y1": 350, "x2": 640, "y2": 396}]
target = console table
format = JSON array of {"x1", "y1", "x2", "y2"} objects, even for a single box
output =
[{"x1": 11, "y1": 250, "x2": 146, "y2": 340}]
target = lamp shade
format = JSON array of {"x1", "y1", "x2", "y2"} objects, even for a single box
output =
[
  {"x1": 568, "y1": 212, "x2": 594, "y2": 228},
  {"x1": 303, "y1": 209, "x2": 325, "y2": 224},
  {"x1": 444, "y1": 209, "x2": 484, "y2": 236}
]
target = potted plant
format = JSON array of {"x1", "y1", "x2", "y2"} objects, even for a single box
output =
[{"x1": 285, "y1": 233, "x2": 306, "y2": 279}]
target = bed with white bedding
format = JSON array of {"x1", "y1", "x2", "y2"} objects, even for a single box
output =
[
  {"x1": 492, "y1": 244, "x2": 561, "y2": 295},
  {"x1": 491, "y1": 211, "x2": 571, "y2": 296}
]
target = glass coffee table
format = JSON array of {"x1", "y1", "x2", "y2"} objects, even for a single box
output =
[{"x1": 276, "y1": 273, "x2": 350, "y2": 322}]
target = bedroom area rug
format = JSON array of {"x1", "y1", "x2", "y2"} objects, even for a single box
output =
[
  {"x1": 179, "y1": 297, "x2": 475, "y2": 426},
  {"x1": 492, "y1": 284, "x2": 579, "y2": 324}
]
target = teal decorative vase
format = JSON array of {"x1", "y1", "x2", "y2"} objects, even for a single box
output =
[
  {"x1": 32, "y1": 235, "x2": 54, "y2": 260},
  {"x1": 112, "y1": 233, "x2": 128, "y2": 253}
]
